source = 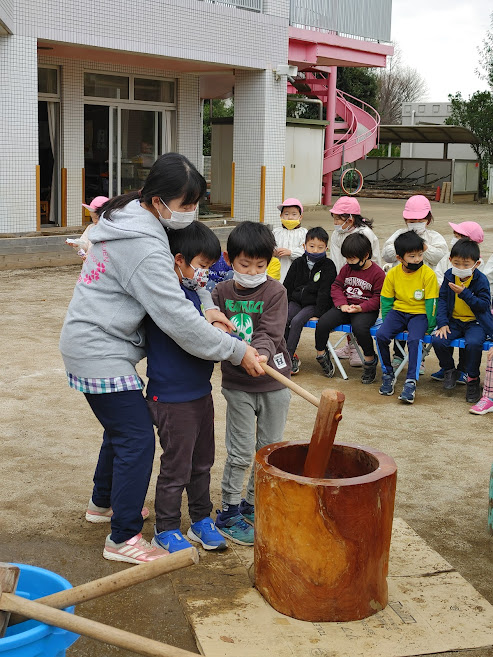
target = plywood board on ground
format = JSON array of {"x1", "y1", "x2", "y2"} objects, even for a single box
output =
[{"x1": 181, "y1": 518, "x2": 493, "y2": 657}]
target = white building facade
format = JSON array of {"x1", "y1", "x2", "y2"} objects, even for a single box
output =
[{"x1": 1, "y1": 0, "x2": 392, "y2": 234}]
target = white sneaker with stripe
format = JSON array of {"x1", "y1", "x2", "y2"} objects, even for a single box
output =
[{"x1": 103, "y1": 533, "x2": 169, "y2": 563}]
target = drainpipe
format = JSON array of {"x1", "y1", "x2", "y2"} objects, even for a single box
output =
[{"x1": 323, "y1": 66, "x2": 337, "y2": 206}]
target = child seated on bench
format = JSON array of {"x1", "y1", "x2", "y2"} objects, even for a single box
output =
[
  {"x1": 283, "y1": 227, "x2": 336, "y2": 374},
  {"x1": 376, "y1": 231, "x2": 438, "y2": 404},
  {"x1": 432, "y1": 238, "x2": 493, "y2": 405},
  {"x1": 315, "y1": 233, "x2": 385, "y2": 384}
]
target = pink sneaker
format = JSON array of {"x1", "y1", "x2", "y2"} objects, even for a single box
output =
[
  {"x1": 103, "y1": 533, "x2": 169, "y2": 563},
  {"x1": 349, "y1": 345, "x2": 363, "y2": 367},
  {"x1": 469, "y1": 396, "x2": 493, "y2": 415},
  {"x1": 86, "y1": 501, "x2": 150, "y2": 524},
  {"x1": 334, "y1": 343, "x2": 351, "y2": 359}
]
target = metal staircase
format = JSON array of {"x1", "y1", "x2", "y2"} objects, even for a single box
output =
[{"x1": 287, "y1": 70, "x2": 380, "y2": 196}]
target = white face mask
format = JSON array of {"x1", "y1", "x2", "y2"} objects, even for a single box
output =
[
  {"x1": 233, "y1": 269, "x2": 267, "y2": 288},
  {"x1": 450, "y1": 237, "x2": 459, "y2": 248},
  {"x1": 451, "y1": 265, "x2": 476, "y2": 279},
  {"x1": 334, "y1": 218, "x2": 351, "y2": 234},
  {"x1": 406, "y1": 221, "x2": 427, "y2": 235},
  {"x1": 157, "y1": 199, "x2": 196, "y2": 230}
]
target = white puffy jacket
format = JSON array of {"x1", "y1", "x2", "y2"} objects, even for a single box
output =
[
  {"x1": 272, "y1": 225, "x2": 308, "y2": 283},
  {"x1": 329, "y1": 225, "x2": 382, "y2": 273},
  {"x1": 382, "y1": 228, "x2": 447, "y2": 272}
]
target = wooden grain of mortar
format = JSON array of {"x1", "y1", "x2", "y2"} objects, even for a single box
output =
[{"x1": 253, "y1": 386, "x2": 397, "y2": 623}]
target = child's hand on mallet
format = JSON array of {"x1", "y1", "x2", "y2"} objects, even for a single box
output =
[
  {"x1": 448, "y1": 281, "x2": 465, "y2": 294},
  {"x1": 435, "y1": 325, "x2": 451, "y2": 339}
]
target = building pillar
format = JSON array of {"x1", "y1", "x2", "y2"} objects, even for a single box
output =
[
  {"x1": 177, "y1": 75, "x2": 202, "y2": 172},
  {"x1": 233, "y1": 69, "x2": 287, "y2": 227},
  {"x1": 60, "y1": 59, "x2": 84, "y2": 226},
  {"x1": 0, "y1": 35, "x2": 38, "y2": 233},
  {"x1": 323, "y1": 66, "x2": 337, "y2": 207}
]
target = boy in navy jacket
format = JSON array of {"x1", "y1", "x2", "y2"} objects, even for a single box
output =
[
  {"x1": 145, "y1": 222, "x2": 227, "y2": 554},
  {"x1": 283, "y1": 227, "x2": 337, "y2": 373},
  {"x1": 432, "y1": 238, "x2": 493, "y2": 403}
]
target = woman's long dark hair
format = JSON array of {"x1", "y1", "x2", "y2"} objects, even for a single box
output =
[{"x1": 98, "y1": 153, "x2": 207, "y2": 220}]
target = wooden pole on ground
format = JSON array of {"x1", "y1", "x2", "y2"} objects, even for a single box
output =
[
  {"x1": 0, "y1": 592, "x2": 198, "y2": 657},
  {"x1": 8, "y1": 547, "x2": 198, "y2": 627}
]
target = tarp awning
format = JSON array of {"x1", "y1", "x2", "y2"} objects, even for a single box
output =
[{"x1": 379, "y1": 124, "x2": 479, "y2": 145}]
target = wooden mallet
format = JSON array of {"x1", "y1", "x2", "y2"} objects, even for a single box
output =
[{"x1": 260, "y1": 362, "x2": 345, "y2": 478}]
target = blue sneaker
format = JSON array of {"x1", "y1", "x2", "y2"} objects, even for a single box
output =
[
  {"x1": 152, "y1": 527, "x2": 193, "y2": 553},
  {"x1": 379, "y1": 372, "x2": 395, "y2": 396},
  {"x1": 431, "y1": 368, "x2": 445, "y2": 381},
  {"x1": 216, "y1": 511, "x2": 254, "y2": 546},
  {"x1": 456, "y1": 370, "x2": 467, "y2": 385},
  {"x1": 187, "y1": 517, "x2": 227, "y2": 551},
  {"x1": 239, "y1": 499, "x2": 254, "y2": 525},
  {"x1": 398, "y1": 379, "x2": 416, "y2": 404}
]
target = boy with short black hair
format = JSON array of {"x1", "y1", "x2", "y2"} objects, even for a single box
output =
[
  {"x1": 146, "y1": 221, "x2": 227, "y2": 554},
  {"x1": 212, "y1": 221, "x2": 291, "y2": 545},
  {"x1": 315, "y1": 232, "x2": 385, "y2": 384},
  {"x1": 283, "y1": 227, "x2": 337, "y2": 374},
  {"x1": 376, "y1": 231, "x2": 439, "y2": 404},
  {"x1": 432, "y1": 238, "x2": 493, "y2": 403}
]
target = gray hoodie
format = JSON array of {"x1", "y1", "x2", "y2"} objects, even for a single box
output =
[{"x1": 59, "y1": 200, "x2": 246, "y2": 378}]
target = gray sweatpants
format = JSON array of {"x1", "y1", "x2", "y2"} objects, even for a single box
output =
[{"x1": 221, "y1": 387, "x2": 291, "y2": 506}]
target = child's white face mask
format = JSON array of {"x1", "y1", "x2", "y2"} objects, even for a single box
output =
[
  {"x1": 233, "y1": 269, "x2": 267, "y2": 288},
  {"x1": 451, "y1": 265, "x2": 477, "y2": 279},
  {"x1": 406, "y1": 221, "x2": 427, "y2": 235}
]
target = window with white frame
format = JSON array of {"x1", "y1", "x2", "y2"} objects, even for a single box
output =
[{"x1": 84, "y1": 72, "x2": 175, "y2": 105}]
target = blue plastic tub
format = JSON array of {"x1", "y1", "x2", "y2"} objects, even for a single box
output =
[{"x1": 0, "y1": 563, "x2": 79, "y2": 656}]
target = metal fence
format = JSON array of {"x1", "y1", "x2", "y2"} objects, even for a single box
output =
[
  {"x1": 199, "y1": 0, "x2": 262, "y2": 11},
  {"x1": 290, "y1": 0, "x2": 392, "y2": 43}
]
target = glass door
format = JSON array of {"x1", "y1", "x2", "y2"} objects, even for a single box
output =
[
  {"x1": 85, "y1": 104, "x2": 175, "y2": 199},
  {"x1": 84, "y1": 105, "x2": 110, "y2": 203},
  {"x1": 120, "y1": 109, "x2": 162, "y2": 193}
]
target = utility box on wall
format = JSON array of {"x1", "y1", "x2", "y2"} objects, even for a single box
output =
[
  {"x1": 210, "y1": 118, "x2": 327, "y2": 206},
  {"x1": 284, "y1": 119, "x2": 326, "y2": 204}
]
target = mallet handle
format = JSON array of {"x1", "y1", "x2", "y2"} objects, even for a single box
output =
[
  {"x1": 8, "y1": 547, "x2": 198, "y2": 626},
  {"x1": 0, "y1": 593, "x2": 198, "y2": 657},
  {"x1": 260, "y1": 362, "x2": 319, "y2": 407}
]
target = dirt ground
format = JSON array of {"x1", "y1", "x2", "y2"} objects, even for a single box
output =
[{"x1": 1, "y1": 198, "x2": 492, "y2": 657}]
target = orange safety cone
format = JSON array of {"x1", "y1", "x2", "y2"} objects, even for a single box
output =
[{"x1": 435, "y1": 186, "x2": 441, "y2": 202}]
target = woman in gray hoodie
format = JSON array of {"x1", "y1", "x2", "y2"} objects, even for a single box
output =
[{"x1": 60, "y1": 153, "x2": 264, "y2": 564}]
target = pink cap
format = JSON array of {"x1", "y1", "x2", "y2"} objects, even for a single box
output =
[
  {"x1": 449, "y1": 221, "x2": 484, "y2": 243},
  {"x1": 278, "y1": 198, "x2": 303, "y2": 214},
  {"x1": 82, "y1": 196, "x2": 109, "y2": 211},
  {"x1": 402, "y1": 195, "x2": 431, "y2": 220},
  {"x1": 330, "y1": 196, "x2": 361, "y2": 216}
]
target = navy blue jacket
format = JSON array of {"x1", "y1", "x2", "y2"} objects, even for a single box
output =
[
  {"x1": 283, "y1": 254, "x2": 337, "y2": 317},
  {"x1": 145, "y1": 286, "x2": 214, "y2": 403},
  {"x1": 437, "y1": 268, "x2": 493, "y2": 337}
]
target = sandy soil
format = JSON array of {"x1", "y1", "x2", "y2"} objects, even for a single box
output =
[{"x1": 1, "y1": 198, "x2": 492, "y2": 656}]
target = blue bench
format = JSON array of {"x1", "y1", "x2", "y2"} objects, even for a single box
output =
[{"x1": 304, "y1": 319, "x2": 493, "y2": 381}]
